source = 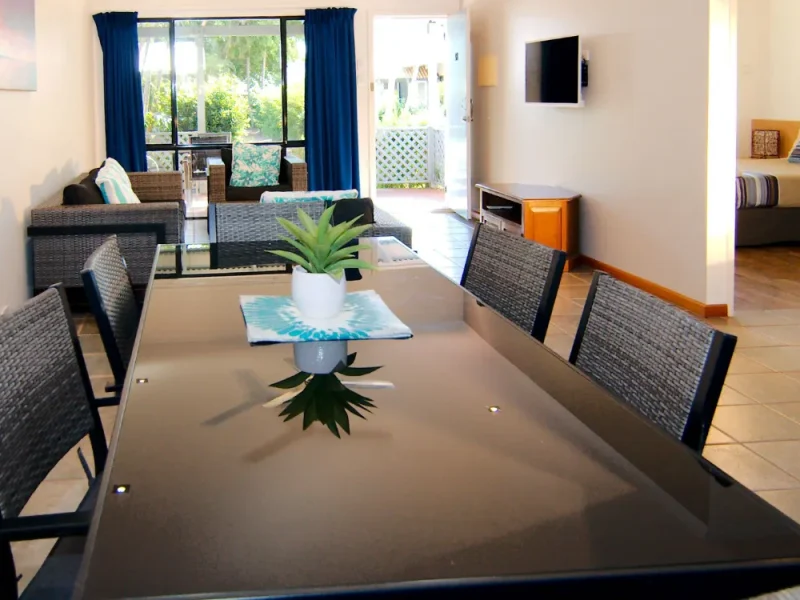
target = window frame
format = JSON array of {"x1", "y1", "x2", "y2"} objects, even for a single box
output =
[{"x1": 138, "y1": 16, "x2": 306, "y2": 170}]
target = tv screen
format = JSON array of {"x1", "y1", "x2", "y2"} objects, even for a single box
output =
[{"x1": 525, "y1": 35, "x2": 580, "y2": 104}]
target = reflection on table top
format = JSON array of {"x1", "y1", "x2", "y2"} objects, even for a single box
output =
[{"x1": 77, "y1": 240, "x2": 800, "y2": 599}]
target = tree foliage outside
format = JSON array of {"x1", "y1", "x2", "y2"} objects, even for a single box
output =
[{"x1": 141, "y1": 21, "x2": 305, "y2": 143}]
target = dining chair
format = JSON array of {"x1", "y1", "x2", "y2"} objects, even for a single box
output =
[
  {"x1": 569, "y1": 272, "x2": 737, "y2": 453},
  {"x1": 0, "y1": 286, "x2": 110, "y2": 599},
  {"x1": 81, "y1": 235, "x2": 141, "y2": 391},
  {"x1": 461, "y1": 224, "x2": 567, "y2": 342}
]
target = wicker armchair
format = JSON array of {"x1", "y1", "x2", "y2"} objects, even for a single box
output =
[
  {"x1": 29, "y1": 171, "x2": 184, "y2": 304},
  {"x1": 208, "y1": 152, "x2": 308, "y2": 203},
  {"x1": 209, "y1": 201, "x2": 413, "y2": 248}
]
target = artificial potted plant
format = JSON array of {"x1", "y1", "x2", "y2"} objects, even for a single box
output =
[{"x1": 270, "y1": 205, "x2": 374, "y2": 319}]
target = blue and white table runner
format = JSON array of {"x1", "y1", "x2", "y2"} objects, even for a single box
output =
[{"x1": 240, "y1": 290, "x2": 413, "y2": 344}]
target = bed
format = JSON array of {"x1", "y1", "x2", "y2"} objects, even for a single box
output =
[{"x1": 737, "y1": 119, "x2": 800, "y2": 246}]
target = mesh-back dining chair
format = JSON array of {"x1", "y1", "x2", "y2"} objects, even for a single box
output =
[
  {"x1": 0, "y1": 286, "x2": 109, "y2": 599},
  {"x1": 569, "y1": 272, "x2": 737, "y2": 453},
  {"x1": 81, "y1": 235, "x2": 140, "y2": 390},
  {"x1": 461, "y1": 224, "x2": 567, "y2": 342}
]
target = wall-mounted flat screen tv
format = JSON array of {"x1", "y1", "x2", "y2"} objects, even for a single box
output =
[{"x1": 525, "y1": 35, "x2": 582, "y2": 105}]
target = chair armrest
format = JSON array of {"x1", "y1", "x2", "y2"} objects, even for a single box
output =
[
  {"x1": 29, "y1": 203, "x2": 184, "y2": 248},
  {"x1": 208, "y1": 164, "x2": 227, "y2": 203},
  {"x1": 128, "y1": 171, "x2": 183, "y2": 202},
  {"x1": 284, "y1": 155, "x2": 308, "y2": 192},
  {"x1": 0, "y1": 512, "x2": 90, "y2": 542}
]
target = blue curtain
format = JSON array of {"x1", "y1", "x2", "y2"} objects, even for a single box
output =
[
  {"x1": 305, "y1": 8, "x2": 360, "y2": 192},
  {"x1": 93, "y1": 12, "x2": 147, "y2": 172}
]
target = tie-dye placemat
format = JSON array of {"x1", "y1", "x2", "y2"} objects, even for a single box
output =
[{"x1": 240, "y1": 290, "x2": 413, "y2": 344}]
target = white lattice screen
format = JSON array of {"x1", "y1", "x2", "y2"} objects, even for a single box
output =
[{"x1": 377, "y1": 127, "x2": 429, "y2": 185}]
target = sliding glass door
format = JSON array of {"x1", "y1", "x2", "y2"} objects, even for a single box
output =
[{"x1": 138, "y1": 17, "x2": 306, "y2": 177}]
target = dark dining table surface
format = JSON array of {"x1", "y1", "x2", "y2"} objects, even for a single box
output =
[{"x1": 75, "y1": 239, "x2": 800, "y2": 600}]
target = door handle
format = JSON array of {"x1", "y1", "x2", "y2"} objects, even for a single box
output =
[{"x1": 461, "y1": 99, "x2": 474, "y2": 123}]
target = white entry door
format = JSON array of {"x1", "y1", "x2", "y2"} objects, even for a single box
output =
[{"x1": 445, "y1": 11, "x2": 471, "y2": 219}]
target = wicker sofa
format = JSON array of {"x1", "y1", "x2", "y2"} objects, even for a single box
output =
[
  {"x1": 29, "y1": 171, "x2": 184, "y2": 304},
  {"x1": 208, "y1": 151, "x2": 308, "y2": 202},
  {"x1": 209, "y1": 201, "x2": 413, "y2": 248}
]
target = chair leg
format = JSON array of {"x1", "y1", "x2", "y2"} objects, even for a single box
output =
[{"x1": 1, "y1": 539, "x2": 19, "y2": 600}]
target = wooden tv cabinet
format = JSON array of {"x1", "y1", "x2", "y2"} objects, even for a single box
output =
[{"x1": 476, "y1": 183, "x2": 581, "y2": 271}]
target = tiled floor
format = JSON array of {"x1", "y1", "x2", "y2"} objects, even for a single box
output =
[
  {"x1": 12, "y1": 190, "x2": 800, "y2": 590},
  {"x1": 375, "y1": 190, "x2": 800, "y2": 524}
]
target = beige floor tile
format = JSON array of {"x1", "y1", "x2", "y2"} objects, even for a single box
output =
[
  {"x1": 561, "y1": 272, "x2": 592, "y2": 287},
  {"x1": 90, "y1": 376, "x2": 116, "y2": 400},
  {"x1": 766, "y1": 309, "x2": 800, "y2": 325},
  {"x1": 702, "y1": 444, "x2": 800, "y2": 491},
  {"x1": 551, "y1": 297, "x2": 584, "y2": 317},
  {"x1": 768, "y1": 403, "x2": 800, "y2": 425},
  {"x1": 749, "y1": 326, "x2": 800, "y2": 346},
  {"x1": 544, "y1": 333, "x2": 574, "y2": 360},
  {"x1": 712, "y1": 405, "x2": 800, "y2": 442},
  {"x1": 726, "y1": 354, "x2": 774, "y2": 375},
  {"x1": 12, "y1": 479, "x2": 89, "y2": 593},
  {"x1": 83, "y1": 352, "x2": 112, "y2": 378},
  {"x1": 727, "y1": 311, "x2": 797, "y2": 327},
  {"x1": 79, "y1": 333, "x2": 105, "y2": 355},
  {"x1": 47, "y1": 438, "x2": 95, "y2": 480},
  {"x1": 549, "y1": 315, "x2": 580, "y2": 337},
  {"x1": 747, "y1": 441, "x2": 800, "y2": 480},
  {"x1": 13, "y1": 538, "x2": 57, "y2": 593},
  {"x1": 724, "y1": 373, "x2": 800, "y2": 404},
  {"x1": 80, "y1": 317, "x2": 99, "y2": 335},
  {"x1": 706, "y1": 427, "x2": 735, "y2": 445},
  {"x1": 554, "y1": 285, "x2": 589, "y2": 301},
  {"x1": 759, "y1": 489, "x2": 800, "y2": 523},
  {"x1": 716, "y1": 326, "x2": 787, "y2": 348},
  {"x1": 718, "y1": 386, "x2": 757, "y2": 406},
  {"x1": 740, "y1": 347, "x2": 800, "y2": 373}
]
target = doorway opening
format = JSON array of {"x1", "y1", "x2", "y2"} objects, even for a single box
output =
[{"x1": 372, "y1": 16, "x2": 474, "y2": 281}]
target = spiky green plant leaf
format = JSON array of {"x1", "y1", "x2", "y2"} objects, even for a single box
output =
[
  {"x1": 267, "y1": 250, "x2": 314, "y2": 273},
  {"x1": 316, "y1": 205, "x2": 336, "y2": 243},
  {"x1": 276, "y1": 217, "x2": 317, "y2": 249},
  {"x1": 296, "y1": 208, "x2": 318, "y2": 238},
  {"x1": 271, "y1": 370, "x2": 312, "y2": 389},
  {"x1": 323, "y1": 245, "x2": 372, "y2": 268},
  {"x1": 330, "y1": 224, "x2": 374, "y2": 252},
  {"x1": 327, "y1": 259, "x2": 375, "y2": 272}
]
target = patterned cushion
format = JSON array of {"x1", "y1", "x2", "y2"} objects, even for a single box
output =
[
  {"x1": 789, "y1": 132, "x2": 800, "y2": 164},
  {"x1": 96, "y1": 160, "x2": 140, "y2": 205},
  {"x1": 103, "y1": 157, "x2": 132, "y2": 188},
  {"x1": 260, "y1": 189, "x2": 359, "y2": 204},
  {"x1": 230, "y1": 142, "x2": 281, "y2": 187}
]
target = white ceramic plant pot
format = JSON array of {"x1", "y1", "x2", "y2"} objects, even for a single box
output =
[
  {"x1": 293, "y1": 341, "x2": 348, "y2": 374},
  {"x1": 291, "y1": 266, "x2": 346, "y2": 319}
]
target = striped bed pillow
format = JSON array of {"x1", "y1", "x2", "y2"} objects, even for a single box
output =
[
  {"x1": 96, "y1": 158, "x2": 140, "y2": 205},
  {"x1": 789, "y1": 133, "x2": 800, "y2": 164}
]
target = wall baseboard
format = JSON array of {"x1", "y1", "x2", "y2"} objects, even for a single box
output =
[{"x1": 578, "y1": 256, "x2": 729, "y2": 319}]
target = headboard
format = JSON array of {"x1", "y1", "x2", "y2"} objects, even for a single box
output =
[{"x1": 752, "y1": 119, "x2": 800, "y2": 158}]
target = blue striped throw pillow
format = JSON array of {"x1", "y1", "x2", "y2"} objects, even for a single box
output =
[{"x1": 96, "y1": 159, "x2": 140, "y2": 205}]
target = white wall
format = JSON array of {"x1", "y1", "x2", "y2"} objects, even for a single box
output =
[
  {"x1": 88, "y1": 0, "x2": 462, "y2": 192},
  {"x1": 737, "y1": 0, "x2": 770, "y2": 156},
  {"x1": 0, "y1": 0, "x2": 95, "y2": 311},
  {"x1": 470, "y1": 0, "x2": 726, "y2": 304},
  {"x1": 737, "y1": 0, "x2": 800, "y2": 157}
]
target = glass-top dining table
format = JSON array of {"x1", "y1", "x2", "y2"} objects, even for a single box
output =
[{"x1": 75, "y1": 239, "x2": 800, "y2": 599}]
